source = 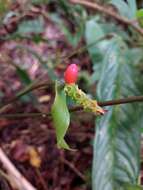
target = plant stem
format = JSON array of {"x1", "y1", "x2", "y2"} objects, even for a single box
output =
[
  {"x1": 0, "y1": 81, "x2": 52, "y2": 113},
  {"x1": 70, "y1": 0, "x2": 143, "y2": 36},
  {"x1": 0, "y1": 95, "x2": 143, "y2": 119},
  {"x1": 98, "y1": 95, "x2": 143, "y2": 106},
  {"x1": 68, "y1": 95, "x2": 143, "y2": 112},
  {"x1": 0, "y1": 113, "x2": 51, "y2": 119}
]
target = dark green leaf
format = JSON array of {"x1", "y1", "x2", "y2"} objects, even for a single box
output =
[
  {"x1": 16, "y1": 67, "x2": 31, "y2": 85},
  {"x1": 16, "y1": 66, "x2": 37, "y2": 103},
  {"x1": 51, "y1": 81, "x2": 71, "y2": 149}
]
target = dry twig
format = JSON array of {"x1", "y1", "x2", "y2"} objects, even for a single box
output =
[{"x1": 0, "y1": 148, "x2": 37, "y2": 190}]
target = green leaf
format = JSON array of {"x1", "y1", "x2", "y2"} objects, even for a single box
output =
[
  {"x1": 110, "y1": 0, "x2": 137, "y2": 19},
  {"x1": 127, "y1": 0, "x2": 137, "y2": 18},
  {"x1": 51, "y1": 81, "x2": 71, "y2": 149},
  {"x1": 123, "y1": 182, "x2": 142, "y2": 190},
  {"x1": 85, "y1": 19, "x2": 105, "y2": 83},
  {"x1": 136, "y1": 9, "x2": 143, "y2": 27},
  {"x1": 86, "y1": 23, "x2": 141, "y2": 189},
  {"x1": 16, "y1": 66, "x2": 31, "y2": 85},
  {"x1": 85, "y1": 19, "x2": 117, "y2": 83},
  {"x1": 15, "y1": 66, "x2": 38, "y2": 103},
  {"x1": 17, "y1": 17, "x2": 44, "y2": 35},
  {"x1": 85, "y1": 18, "x2": 105, "y2": 61}
]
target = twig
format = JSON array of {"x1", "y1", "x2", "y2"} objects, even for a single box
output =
[
  {"x1": 61, "y1": 157, "x2": 86, "y2": 181},
  {"x1": 70, "y1": 0, "x2": 143, "y2": 36},
  {"x1": 0, "y1": 81, "x2": 52, "y2": 113},
  {"x1": 98, "y1": 95, "x2": 143, "y2": 106},
  {"x1": 70, "y1": 95, "x2": 143, "y2": 112},
  {"x1": 62, "y1": 34, "x2": 114, "y2": 62},
  {"x1": 35, "y1": 169, "x2": 48, "y2": 190},
  {"x1": 0, "y1": 112, "x2": 51, "y2": 119},
  {"x1": 0, "y1": 95, "x2": 143, "y2": 119},
  {"x1": 0, "y1": 147, "x2": 37, "y2": 190}
]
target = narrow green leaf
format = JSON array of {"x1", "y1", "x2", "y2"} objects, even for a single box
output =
[
  {"x1": 51, "y1": 81, "x2": 71, "y2": 149},
  {"x1": 16, "y1": 67, "x2": 31, "y2": 85},
  {"x1": 16, "y1": 66, "x2": 37, "y2": 103}
]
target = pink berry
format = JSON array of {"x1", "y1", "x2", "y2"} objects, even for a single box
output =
[{"x1": 64, "y1": 64, "x2": 78, "y2": 84}]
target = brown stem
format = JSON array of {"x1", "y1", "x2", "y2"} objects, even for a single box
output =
[
  {"x1": 69, "y1": 95, "x2": 143, "y2": 112},
  {"x1": 0, "y1": 112, "x2": 51, "y2": 119},
  {"x1": 70, "y1": 0, "x2": 143, "y2": 36},
  {"x1": 0, "y1": 95, "x2": 143, "y2": 119},
  {"x1": 0, "y1": 81, "x2": 52, "y2": 113},
  {"x1": 98, "y1": 95, "x2": 143, "y2": 106}
]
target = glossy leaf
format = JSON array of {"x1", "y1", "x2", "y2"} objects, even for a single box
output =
[
  {"x1": 85, "y1": 21, "x2": 142, "y2": 190},
  {"x1": 51, "y1": 81, "x2": 70, "y2": 149}
]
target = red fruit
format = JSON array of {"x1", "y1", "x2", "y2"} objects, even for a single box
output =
[{"x1": 64, "y1": 64, "x2": 78, "y2": 84}]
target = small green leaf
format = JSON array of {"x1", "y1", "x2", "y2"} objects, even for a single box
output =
[{"x1": 51, "y1": 81, "x2": 71, "y2": 150}]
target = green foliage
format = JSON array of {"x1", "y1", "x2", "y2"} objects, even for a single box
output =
[
  {"x1": 85, "y1": 20, "x2": 143, "y2": 190},
  {"x1": 123, "y1": 182, "x2": 143, "y2": 190},
  {"x1": 50, "y1": 0, "x2": 86, "y2": 47},
  {"x1": 109, "y1": 0, "x2": 137, "y2": 19},
  {"x1": 15, "y1": 65, "x2": 36, "y2": 103},
  {"x1": 0, "y1": 0, "x2": 10, "y2": 15},
  {"x1": 16, "y1": 66, "x2": 31, "y2": 85},
  {"x1": 17, "y1": 17, "x2": 44, "y2": 35},
  {"x1": 32, "y1": 0, "x2": 49, "y2": 5},
  {"x1": 51, "y1": 81, "x2": 71, "y2": 150},
  {"x1": 136, "y1": 9, "x2": 143, "y2": 27}
]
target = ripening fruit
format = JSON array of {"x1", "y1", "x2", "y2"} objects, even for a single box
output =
[{"x1": 64, "y1": 64, "x2": 78, "y2": 84}]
